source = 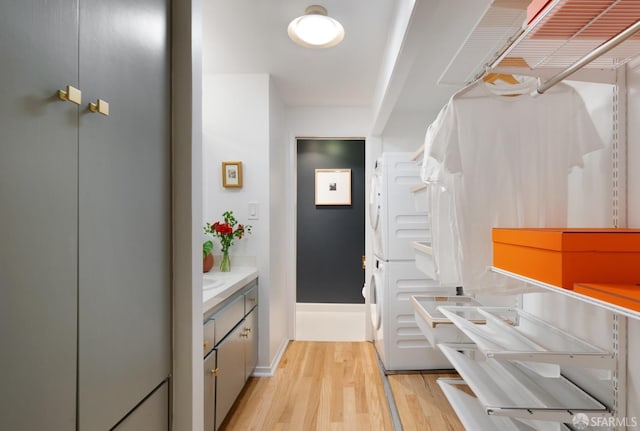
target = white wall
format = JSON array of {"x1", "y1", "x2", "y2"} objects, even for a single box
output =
[
  {"x1": 267, "y1": 77, "x2": 290, "y2": 367},
  {"x1": 202, "y1": 73, "x2": 283, "y2": 372},
  {"x1": 380, "y1": 109, "x2": 437, "y2": 152},
  {"x1": 202, "y1": 74, "x2": 268, "y2": 258},
  {"x1": 286, "y1": 106, "x2": 372, "y2": 138},
  {"x1": 370, "y1": 0, "x2": 416, "y2": 133}
]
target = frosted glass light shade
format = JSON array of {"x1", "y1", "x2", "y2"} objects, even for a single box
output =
[{"x1": 288, "y1": 5, "x2": 344, "y2": 49}]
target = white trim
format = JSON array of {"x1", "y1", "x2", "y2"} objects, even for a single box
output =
[
  {"x1": 252, "y1": 338, "x2": 290, "y2": 377},
  {"x1": 295, "y1": 303, "x2": 367, "y2": 341},
  {"x1": 286, "y1": 132, "x2": 298, "y2": 342},
  {"x1": 295, "y1": 302, "x2": 366, "y2": 312},
  {"x1": 171, "y1": 0, "x2": 203, "y2": 430}
]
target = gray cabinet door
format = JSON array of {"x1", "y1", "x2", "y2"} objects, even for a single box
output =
[
  {"x1": 215, "y1": 323, "x2": 246, "y2": 429},
  {"x1": 204, "y1": 350, "x2": 217, "y2": 431},
  {"x1": 113, "y1": 381, "x2": 169, "y2": 431},
  {"x1": 77, "y1": 0, "x2": 171, "y2": 428},
  {"x1": 245, "y1": 307, "x2": 259, "y2": 380},
  {"x1": 0, "y1": 1, "x2": 79, "y2": 429}
]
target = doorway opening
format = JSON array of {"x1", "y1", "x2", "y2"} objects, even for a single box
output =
[{"x1": 295, "y1": 138, "x2": 366, "y2": 340}]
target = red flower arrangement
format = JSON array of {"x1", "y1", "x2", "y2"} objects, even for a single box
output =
[{"x1": 204, "y1": 211, "x2": 252, "y2": 271}]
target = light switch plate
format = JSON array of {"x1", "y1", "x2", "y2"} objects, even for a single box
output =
[{"x1": 248, "y1": 202, "x2": 259, "y2": 220}]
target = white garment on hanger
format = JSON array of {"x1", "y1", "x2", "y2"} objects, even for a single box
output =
[
  {"x1": 429, "y1": 173, "x2": 464, "y2": 286},
  {"x1": 421, "y1": 103, "x2": 448, "y2": 184},
  {"x1": 421, "y1": 102, "x2": 463, "y2": 286},
  {"x1": 427, "y1": 79, "x2": 604, "y2": 293}
]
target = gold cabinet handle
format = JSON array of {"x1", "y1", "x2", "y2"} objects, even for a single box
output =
[
  {"x1": 210, "y1": 368, "x2": 219, "y2": 376},
  {"x1": 249, "y1": 297, "x2": 257, "y2": 303},
  {"x1": 88, "y1": 99, "x2": 109, "y2": 116},
  {"x1": 203, "y1": 341, "x2": 209, "y2": 350},
  {"x1": 244, "y1": 327, "x2": 252, "y2": 333},
  {"x1": 57, "y1": 85, "x2": 82, "y2": 105}
]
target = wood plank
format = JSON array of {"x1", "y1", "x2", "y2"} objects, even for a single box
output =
[
  {"x1": 220, "y1": 342, "x2": 394, "y2": 430},
  {"x1": 219, "y1": 341, "x2": 465, "y2": 431},
  {"x1": 388, "y1": 372, "x2": 466, "y2": 431}
]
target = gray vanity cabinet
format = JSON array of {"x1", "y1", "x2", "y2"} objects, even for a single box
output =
[
  {"x1": 0, "y1": 0, "x2": 170, "y2": 429},
  {"x1": 204, "y1": 350, "x2": 217, "y2": 431},
  {"x1": 244, "y1": 307, "x2": 259, "y2": 381},
  {"x1": 203, "y1": 279, "x2": 259, "y2": 430},
  {"x1": 215, "y1": 322, "x2": 248, "y2": 430}
]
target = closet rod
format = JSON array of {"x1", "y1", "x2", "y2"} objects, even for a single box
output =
[{"x1": 537, "y1": 19, "x2": 640, "y2": 94}]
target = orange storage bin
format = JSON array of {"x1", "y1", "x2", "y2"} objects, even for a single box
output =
[
  {"x1": 526, "y1": 0, "x2": 553, "y2": 24},
  {"x1": 574, "y1": 283, "x2": 640, "y2": 312},
  {"x1": 492, "y1": 228, "x2": 640, "y2": 289}
]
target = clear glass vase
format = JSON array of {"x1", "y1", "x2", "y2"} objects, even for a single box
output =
[{"x1": 220, "y1": 250, "x2": 231, "y2": 272}]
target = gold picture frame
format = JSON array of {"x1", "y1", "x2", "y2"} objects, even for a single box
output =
[
  {"x1": 222, "y1": 161, "x2": 243, "y2": 188},
  {"x1": 315, "y1": 168, "x2": 352, "y2": 205}
]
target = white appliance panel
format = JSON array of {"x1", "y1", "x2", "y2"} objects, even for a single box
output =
[
  {"x1": 370, "y1": 257, "x2": 454, "y2": 371},
  {"x1": 369, "y1": 270, "x2": 384, "y2": 365},
  {"x1": 370, "y1": 153, "x2": 430, "y2": 261}
]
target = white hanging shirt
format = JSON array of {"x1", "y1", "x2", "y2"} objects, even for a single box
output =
[
  {"x1": 421, "y1": 103, "x2": 463, "y2": 285},
  {"x1": 427, "y1": 79, "x2": 604, "y2": 293}
]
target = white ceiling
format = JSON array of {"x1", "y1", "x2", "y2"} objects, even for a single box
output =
[
  {"x1": 201, "y1": 0, "x2": 496, "y2": 131},
  {"x1": 202, "y1": 0, "x2": 396, "y2": 107}
]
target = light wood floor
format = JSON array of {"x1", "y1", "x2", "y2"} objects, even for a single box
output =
[
  {"x1": 387, "y1": 373, "x2": 465, "y2": 431},
  {"x1": 219, "y1": 341, "x2": 465, "y2": 431}
]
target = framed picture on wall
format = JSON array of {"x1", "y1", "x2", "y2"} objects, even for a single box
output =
[
  {"x1": 222, "y1": 161, "x2": 243, "y2": 188},
  {"x1": 315, "y1": 169, "x2": 351, "y2": 205}
]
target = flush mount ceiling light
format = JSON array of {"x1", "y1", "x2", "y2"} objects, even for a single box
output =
[{"x1": 288, "y1": 5, "x2": 345, "y2": 49}]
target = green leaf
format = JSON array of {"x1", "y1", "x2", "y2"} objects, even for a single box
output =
[{"x1": 203, "y1": 240, "x2": 213, "y2": 258}]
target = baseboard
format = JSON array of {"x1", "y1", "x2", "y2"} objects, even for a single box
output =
[
  {"x1": 252, "y1": 338, "x2": 290, "y2": 377},
  {"x1": 295, "y1": 303, "x2": 367, "y2": 341}
]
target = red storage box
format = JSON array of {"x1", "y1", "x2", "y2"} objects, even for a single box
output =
[
  {"x1": 574, "y1": 283, "x2": 640, "y2": 312},
  {"x1": 492, "y1": 228, "x2": 640, "y2": 289}
]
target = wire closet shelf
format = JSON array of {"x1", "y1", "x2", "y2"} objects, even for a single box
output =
[{"x1": 442, "y1": 0, "x2": 640, "y2": 91}]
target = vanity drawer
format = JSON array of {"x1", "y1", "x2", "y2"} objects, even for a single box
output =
[
  {"x1": 214, "y1": 295, "x2": 245, "y2": 345},
  {"x1": 203, "y1": 318, "x2": 215, "y2": 356},
  {"x1": 244, "y1": 285, "x2": 258, "y2": 314}
]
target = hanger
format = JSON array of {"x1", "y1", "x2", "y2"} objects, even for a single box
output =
[
  {"x1": 482, "y1": 57, "x2": 539, "y2": 96},
  {"x1": 483, "y1": 72, "x2": 520, "y2": 85},
  {"x1": 453, "y1": 57, "x2": 536, "y2": 99},
  {"x1": 483, "y1": 57, "x2": 532, "y2": 85}
]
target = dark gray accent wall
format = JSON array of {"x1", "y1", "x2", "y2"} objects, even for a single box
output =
[{"x1": 296, "y1": 139, "x2": 365, "y2": 303}]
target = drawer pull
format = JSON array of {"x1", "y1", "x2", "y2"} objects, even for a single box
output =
[
  {"x1": 57, "y1": 85, "x2": 82, "y2": 105},
  {"x1": 244, "y1": 327, "x2": 252, "y2": 333},
  {"x1": 210, "y1": 368, "x2": 219, "y2": 376},
  {"x1": 88, "y1": 98, "x2": 110, "y2": 116},
  {"x1": 204, "y1": 341, "x2": 209, "y2": 350}
]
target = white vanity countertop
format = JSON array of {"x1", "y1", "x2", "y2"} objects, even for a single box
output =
[{"x1": 203, "y1": 266, "x2": 258, "y2": 315}]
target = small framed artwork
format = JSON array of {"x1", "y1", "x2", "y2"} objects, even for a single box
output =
[
  {"x1": 222, "y1": 161, "x2": 243, "y2": 188},
  {"x1": 315, "y1": 168, "x2": 351, "y2": 205}
]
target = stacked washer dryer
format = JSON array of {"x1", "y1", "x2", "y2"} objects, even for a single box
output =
[{"x1": 369, "y1": 152, "x2": 452, "y2": 371}]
